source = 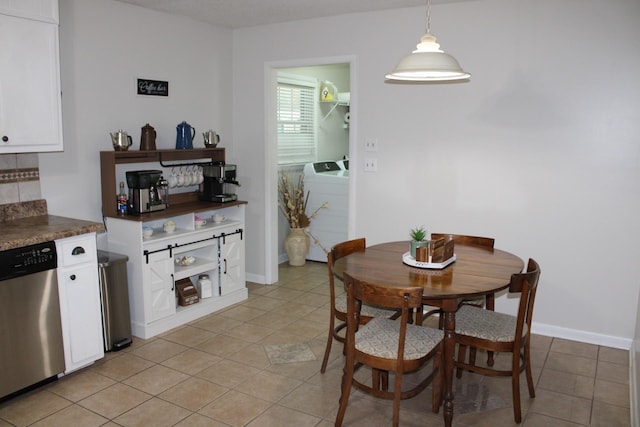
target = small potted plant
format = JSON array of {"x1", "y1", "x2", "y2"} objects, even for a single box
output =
[{"x1": 410, "y1": 226, "x2": 429, "y2": 258}]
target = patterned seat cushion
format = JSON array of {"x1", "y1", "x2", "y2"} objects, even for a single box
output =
[
  {"x1": 455, "y1": 305, "x2": 528, "y2": 342},
  {"x1": 355, "y1": 317, "x2": 443, "y2": 360},
  {"x1": 335, "y1": 294, "x2": 397, "y2": 318}
]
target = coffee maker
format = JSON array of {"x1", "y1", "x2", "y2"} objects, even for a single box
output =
[
  {"x1": 126, "y1": 170, "x2": 168, "y2": 214},
  {"x1": 199, "y1": 162, "x2": 240, "y2": 203}
]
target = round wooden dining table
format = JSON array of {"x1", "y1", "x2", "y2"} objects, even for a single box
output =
[{"x1": 333, "y1": 240, "x2": 524, "y2": 427}]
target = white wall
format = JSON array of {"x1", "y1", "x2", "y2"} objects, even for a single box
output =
[
  {"x1": 233, "y1": 0, "x2": 640, "y2": 347},
  {"x1": 39, "y1": 0, "x2": 233, "y2": 226}
]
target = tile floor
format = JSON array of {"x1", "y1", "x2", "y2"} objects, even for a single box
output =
[{"x1": 0, "y1": 261, "x2": 632, "y2": 426}]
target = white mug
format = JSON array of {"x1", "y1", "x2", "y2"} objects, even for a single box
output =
[
  {"x1": 213, "y1": 214, "x2": 225, "y2": 223},
  {"x1": 195, "y1": 219, "x2": 206, "y2": 228},
  {"x1": 168, "y1": 169, "x2": 178, "y2": 188}
]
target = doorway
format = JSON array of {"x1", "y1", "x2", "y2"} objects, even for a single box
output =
[{"x1": 265, "y1": 56, "x2": 356, "y2": 283}]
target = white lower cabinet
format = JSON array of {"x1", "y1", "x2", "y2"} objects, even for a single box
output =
[
  {"x1": 142, "y1": 250, "x2": 175, "y2": 322},
  {"x1": 105, "y1": 205, "x2": 247, "y2": 339},
  {"x1": 55, "y1": 233, "x2": 104, "y2": 373},
  {"x1": 220, "y1": 231, "x2": 245, "y2": 295}
]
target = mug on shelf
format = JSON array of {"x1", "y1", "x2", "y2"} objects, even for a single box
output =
[
  {"x1": 213, "y1": 214, "x2": 225, "y2": 223},
  {"x1": 163, "y1": 220, "x2": 176, "y2": 233}
]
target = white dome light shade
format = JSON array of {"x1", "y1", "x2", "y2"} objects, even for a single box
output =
[{"x1": 386, "y1": 33, "x2": 470, "y2": 82}]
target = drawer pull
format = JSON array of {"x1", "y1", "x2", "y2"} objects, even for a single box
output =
[
  {"x1": 72, "y1": 246, "x2": 85, "y2": 255},
  {"x1": 70, "y1": 274, "x2": 76, "y2": 280}
]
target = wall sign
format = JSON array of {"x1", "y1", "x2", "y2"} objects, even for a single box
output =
[{"x1": 137, "y1": 78, "x2": 169, "y2": 97}]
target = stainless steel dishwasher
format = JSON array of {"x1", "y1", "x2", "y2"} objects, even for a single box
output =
[{"x1": 0, "y1": 241, "x2": 65, "y2": 400}]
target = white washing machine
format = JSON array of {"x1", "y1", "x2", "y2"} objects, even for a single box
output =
[{"x1": 303, "y1": 161, "x2": 349, "y2": 262}]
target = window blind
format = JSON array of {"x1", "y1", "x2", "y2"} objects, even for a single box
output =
[{"x1": 277, "y1": 73, "x2": 317, "y2": 165}]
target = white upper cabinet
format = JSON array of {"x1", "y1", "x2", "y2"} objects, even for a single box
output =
[
  {"x1": 0, "y1": 0, "x2": 58, "y2": 23},
  {"x1": 0, "y1": 0, "x2": 62, "y2": 153}
]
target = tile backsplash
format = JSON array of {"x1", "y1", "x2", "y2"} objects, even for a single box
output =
[{"x1": 0, "y1": 153, "x2": 41, "y2": 204}]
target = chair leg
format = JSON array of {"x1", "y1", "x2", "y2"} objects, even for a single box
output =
[
  {"x1": 511, "y1": 353, "x2": 522, "y2": 423},
  {"x1": 485, "y1": 294, "x2": 495, "y2": 366},
  {"x1": 392, "y1": 371, "x2": 403, "y2": 427},
  {"x1": 320, "y1": 314, "x2": 336, "y2": 373},
  {"x1": 432, "y1": 347, "x2": 443, "y2": 413},
  {"x1": 524, "y1": 344, "x2": 536, "y2": 398},
  {"x1": 372, "y1": 368, "x2": 381, "y2": 390},
  {"x1": 456, "y1": 344, "x2": 467, "y2": 379},
  {"x1": 469, "y1": 347, "x2": 477, "y2": 368},
  {"x1": 335, "y1": 358, "x2": 354, "y2": 427}
]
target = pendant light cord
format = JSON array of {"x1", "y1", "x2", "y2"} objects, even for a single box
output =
[{"x1": 425, "y1": 0, "x2": 431, "y2": 34}]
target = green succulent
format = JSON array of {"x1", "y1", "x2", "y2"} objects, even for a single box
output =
[{"x1": 410, "y1": 226, "x2": 427, "y2": 242}]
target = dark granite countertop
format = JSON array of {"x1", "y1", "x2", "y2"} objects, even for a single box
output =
[{"x1": 0, "y1": 214, "x2": 105, "y2": 251}]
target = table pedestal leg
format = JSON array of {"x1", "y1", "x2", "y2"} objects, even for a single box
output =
[{"x1": 442, "y1": 304, "x2": 456, "y2": 427}]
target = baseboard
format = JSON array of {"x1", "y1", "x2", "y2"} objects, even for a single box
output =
[
  {"x1": 631, "y1": 340, "x2": 639, "y2": 427},
  {"x1": 532, "y1": 321, "x2": 632, "y2": 350},
  {"x1": 245, "y1": 272, "x2": 267, "y2": 284}
]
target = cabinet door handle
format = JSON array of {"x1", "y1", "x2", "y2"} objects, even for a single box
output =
[
  {"x1": 171, "y1": 274, "x2": 174, "y2": 291},
  {"x1": 2, "y1": 136, "x2": 8, "y2": 142},
  {"x1": 72, "y1": 246, "x2": 85, "y2": 255},
  {"x1": 223, "y1": 259, "x2": 227, "y2": 274},
  {"x1": 70, "y1": 274, "x2": 76, "y2": 280}
]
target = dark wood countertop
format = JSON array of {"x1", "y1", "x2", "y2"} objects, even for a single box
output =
[
  {"x1": 0, "y1": 215, "x2": 105, "y2": 251},
  {"x1": 103, "y1": 199, "x2": 247, "y2": 222}
]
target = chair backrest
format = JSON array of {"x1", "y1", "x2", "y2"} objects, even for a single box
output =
[
  {"x1": 343, "y1": 271, "x2": 423, "y2": 364},
  {"x1": 509, "y1": 258, "x2": 541, "y2": 346},
  {"x1": 327, "y1": 238, "x2": 366, "y2": 300},
  {"x1": 331, "y1": 238, "x2": 366, "y2": 263},
  {"x1": 431, "y1": 233, "x2": 495, "y2": 249}
]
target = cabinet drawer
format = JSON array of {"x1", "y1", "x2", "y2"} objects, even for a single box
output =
[{"x1": 56, "y1": 234, "x2": 97, "y2": 267}]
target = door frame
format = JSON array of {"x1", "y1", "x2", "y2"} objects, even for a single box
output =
[{"x1": 264, "y1": 55, "x2": 357, "y2": 284}]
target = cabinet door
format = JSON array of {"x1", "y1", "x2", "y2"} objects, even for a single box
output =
[
  {"x1": 57, "y1": 263, "x2": 104, "y2": 372},
  {"x1": 142, "y1": 251, "x2": 176, "y2": 322},
  {"x1": 220, "y1": 232, "x2": 245, "y2": 295},
  {"x1": 0, "y1": 0, "x2": 58, "y2": 23},
  {"x1": 0, "y1": 14, "x2": 62, "y2": 153}
]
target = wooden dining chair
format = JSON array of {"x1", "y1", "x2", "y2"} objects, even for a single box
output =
[
  {"x1": 430, "y1": 234, "x2": 496, "y2": 313},
  {"x1": 320, "y1": 238, "x2": 398, "y2": 374},
  {"x1": 453, "y1": 258, "x2": 541, "y2": 423},
  {"x1": 335, "y1": 272, "x2": 444, "y2": 427},
  {"x1": 426, "y1": 233, "x2": 497, "y2": 365}
]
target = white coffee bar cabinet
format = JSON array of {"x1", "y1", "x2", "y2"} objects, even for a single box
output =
[
  {"x1": 100, "y1": 148, "x2": 247, "y2": 339},
  {"x1": 105, "y1": 204, "x2": 246, "y2": 339}
]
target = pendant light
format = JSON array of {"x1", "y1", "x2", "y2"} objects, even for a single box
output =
[{"x1": 385, "y1": 0, "x2": 470, "y2": 82}]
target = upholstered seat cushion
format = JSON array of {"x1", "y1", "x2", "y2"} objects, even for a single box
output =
[
  {"x1": 355, "y1": 317, "x2": 443, "y2": 360},
  {"x1": 455, "y1": 305, "x2": 528, "y2": 342},
  {"x1": 335, "y1": 294, "x2": 397, "y2": 318}
]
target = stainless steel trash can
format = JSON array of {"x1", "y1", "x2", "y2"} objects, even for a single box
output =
[{"x1": 97, "y1": 250, "x2": 132, "y2": 351}]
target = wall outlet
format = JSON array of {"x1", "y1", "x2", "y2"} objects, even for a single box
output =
[
  {"x1": 364, "y1": 158, "x2": 378, "y2": 172},
  {"x1": 365, "y1": 138, "x2": 378, "y2": 152}
]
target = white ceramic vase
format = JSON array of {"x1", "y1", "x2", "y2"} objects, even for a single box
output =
[{"x1": 285, "y1": 228, "x2": 310, "y2": 266}]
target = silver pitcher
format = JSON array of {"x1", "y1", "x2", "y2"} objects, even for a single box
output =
[
  {"x1": 203, "y1": 130, "x2": 220, "y2": 147},
  {"x1": 110, "y1": 130, "x2": 132, "y2": 151}
]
